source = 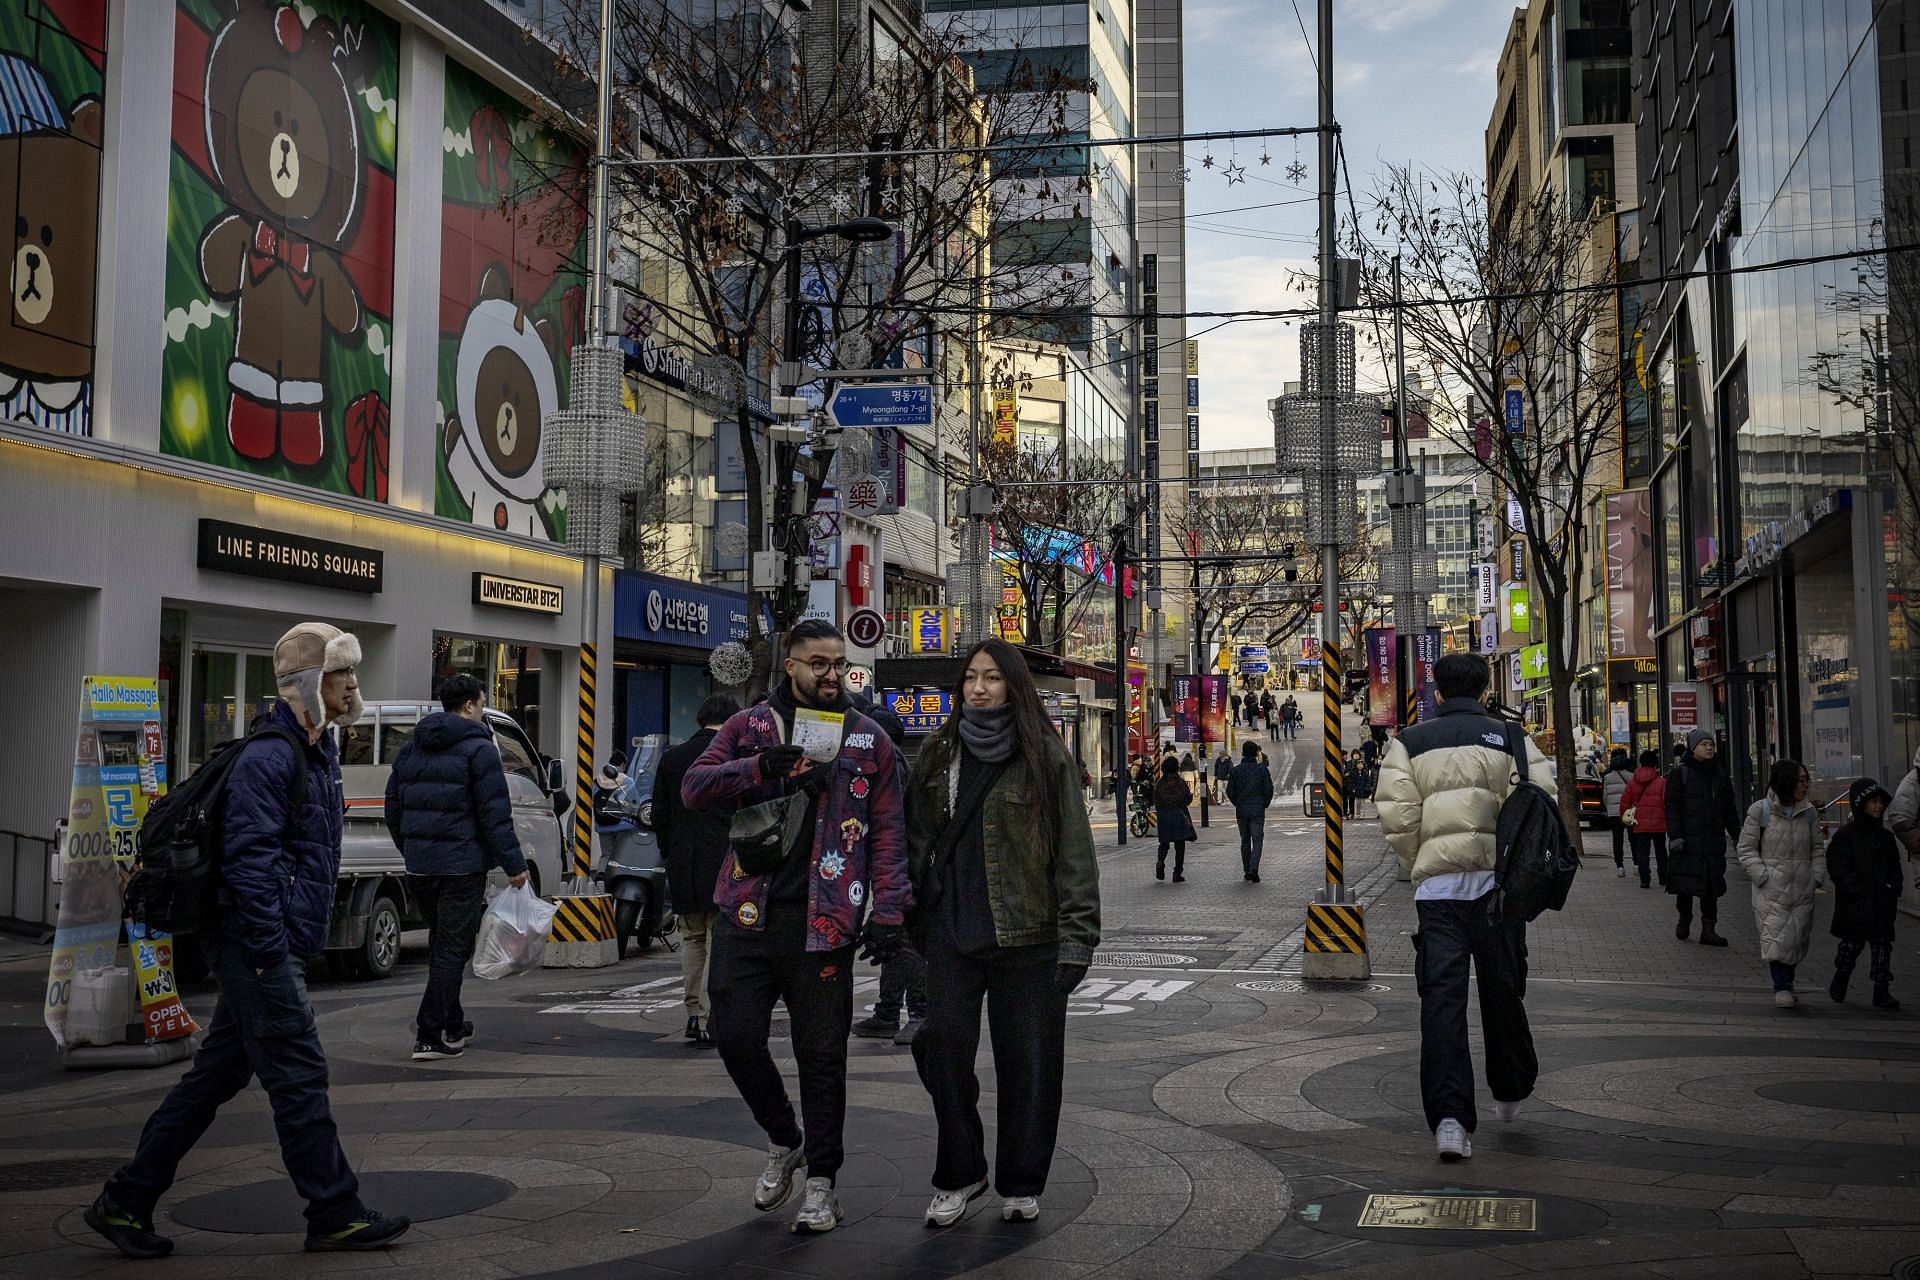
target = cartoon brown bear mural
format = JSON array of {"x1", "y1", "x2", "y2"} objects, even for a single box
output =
[
  {"x1": 443, "y1": 267, "x2": 561, "y2": 539},
  {"x1": 199, "y1": 2, "x2": 374, "y2": 467},
  {"x1": 0, "y1": 54, "x2": 101, "y2": 437}
]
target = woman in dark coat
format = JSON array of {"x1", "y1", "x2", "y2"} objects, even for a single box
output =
[
  {"x1": 1663, "y1": 728, "x2": 1740, "y2": 946},
  {"x1": 1153, "y1": 758, "x2": 1197, "y2": 882},
  {"x1": 1827, "y1": 777, "x2": 1905, "y2": 1009}
]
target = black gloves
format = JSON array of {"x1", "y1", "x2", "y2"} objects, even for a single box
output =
[
  {"x1": 759, "y1": 743, "x2": 805, "y2": 781},
  {"x1": 859, "y1": 921, "x2": 905, "y2": 965},
  {"x1": 1054, "y1": 962, "x2": 1087, "y2": 996}
]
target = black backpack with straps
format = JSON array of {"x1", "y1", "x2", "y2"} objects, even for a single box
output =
[
  {"x1": 125, "y1": 725, "x2": 308, "y2": 934},
  {"x1": 1490, "y1": 722, "x2": 1580, "y2": 923}
]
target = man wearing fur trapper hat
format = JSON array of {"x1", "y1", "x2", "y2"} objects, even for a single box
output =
[{"x1": 88, "y1": 623, "x2": 410, "y2": 1259}]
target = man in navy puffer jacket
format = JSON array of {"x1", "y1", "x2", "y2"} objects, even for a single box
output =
[
  {"x1": 385, "y1": 673, "x2": 528, "y2": 1060},
  {"x1": 91, "y1": 623, "x2": 409, "y2": 1259}
]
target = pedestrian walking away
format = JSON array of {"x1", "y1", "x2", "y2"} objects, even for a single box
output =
[
  {"x1": 1733, "y1": 760, "x2": 1824, "y2": 1007},
  {"x1": 1225, "y1": 740, "x2": 1275, "y2": 881},
  {"x1": 905, "y1": 638, "x2": 1101, "y2": 1228},
  {"x1": 1826, "y1": 777, "x2": 1905, "y2": 1010},
  {"x1": 853, "y1": 695, "x2": 928, "y2": 1047},
  {"x1": 89, "y1": 622, "x2": 409, "y2": 1259},
  {"x1": 1212, "y1": 749, "x2": 1233, "y2": 805},
  {"x1": 1282, "y1": 694, "x2": 1300, "y2": 740},
  {"x1": 1620, "y1": 749, "x2": 1670, "y2": 887},
  {"x1": 1375, "y1": 652, "x2": 1554, "y2": 1163},
  {"x1": 680, "y1": 619, "x2": 910, "y2": 1233},
  {"x1": 384, "y1": 673, "x2": 530, "y2": 1061},
  {"x1": 1153, "y1": 758, "x2": 1197, "y2": 881},
  {"x1": 650, "y1": 694, "x2": 742, "y2": 1048},
  {"x1": 1664, "y1": 729, "x2": 1741, "y2": 946},
  {"x1": 1602, "y1": 747, "x2": 1636, "y2": 876}
]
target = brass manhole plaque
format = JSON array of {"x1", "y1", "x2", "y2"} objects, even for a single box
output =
[{"x1": 1357, "y1": 1194, "x2": 1537, "y2": 1232}]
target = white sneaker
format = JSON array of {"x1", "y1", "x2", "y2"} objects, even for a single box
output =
[
  {"x1": 1617, "y1": 866, "x2": 1627, "y2": 877},
  {"x1": 1775, "y1": 989, "x2": 1798, "y2": 1008},
  {"x1": 790, "y1": 1177, "x2": 842, "y2": 1233},
  {"x1": 1002, "y1": 1195, "x2": 1040, "y2": 1222},
  {"x1": 753, "y1": 1137, "x2": 806, "y2": 1211},
  {"x1": 925, "y1": 1178, "x2": 988, "y2": 1228},
  {"x1": 1494, "y1": 1099, "x2": 1522, "y2": 1123},
  {"x1": 1435, "y1": 1118, "x2": 1472, "y2": 1161}
]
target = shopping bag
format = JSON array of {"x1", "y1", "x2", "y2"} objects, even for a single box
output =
[
  {"x1": 471, "y1": 883, "x2": 558, "y2": 980},
  {"x1": 68, "y1": 966, "x2": 131, "y2": 1047}
]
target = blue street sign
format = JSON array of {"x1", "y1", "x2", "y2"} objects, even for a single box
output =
[
  {"x1": 1504, "y1": 388, "x2": 1524, "y2": 434},
  {"x1": 829, "y1": 383, "x2": 933, "y2": 429}
]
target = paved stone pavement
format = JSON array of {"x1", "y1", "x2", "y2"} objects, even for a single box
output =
[{"x1": 4, "y1": 722, "x2": 1920, "y2": 1278}]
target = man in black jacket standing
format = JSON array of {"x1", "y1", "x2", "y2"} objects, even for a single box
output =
[
  {"x1": 1225, "y1": 741, "x2": 1275, "y2": 881},
  {"x1": 1663, "y1": 728, "x2": 1740, "y2": 947},
  {"x1": 651, "y1": 694, "x2": 741, "y2": 1047},
  {"x1": 385, "y1": 674, "x2": 528, "y2": 1060}
]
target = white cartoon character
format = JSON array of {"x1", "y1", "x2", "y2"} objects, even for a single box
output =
[{"x1": 443, "y1": 269, "x2": 561, "y2": 540}]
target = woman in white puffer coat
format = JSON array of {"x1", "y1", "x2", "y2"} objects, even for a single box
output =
[{"x1": 1734, "y1": 759, "x2": 1824, "y2": 1008}]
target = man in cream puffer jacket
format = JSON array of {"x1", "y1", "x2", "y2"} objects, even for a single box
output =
[{"x1": 1376, "y1": 653, "x2": 1555, "y2": 1164}]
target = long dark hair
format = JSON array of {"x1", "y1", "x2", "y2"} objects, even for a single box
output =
[
  {"x1": 921, "y1": 638, "x2": 1059, "y2": 847},
  {"x1": 1767, "y1": 758, "x2": 1807, "y2": 805}
]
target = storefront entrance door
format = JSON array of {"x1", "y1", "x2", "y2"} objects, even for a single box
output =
[{"x1": 187, "y1": 646, "x2": 278, "y2": 773}]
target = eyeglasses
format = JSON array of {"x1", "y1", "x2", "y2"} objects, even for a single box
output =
[{"x1": 798, "y1": 658, "x2": 850, "y2": 676}]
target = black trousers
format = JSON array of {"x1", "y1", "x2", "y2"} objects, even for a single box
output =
[
  {"x1": 1413, "y1": 893, "x2": 1537, "y2": 1134},
  {"x1": 106, "y1": 941, "x2": 365, "y2": 1231},
  {"x1": 912, "y1": 924, "x2": 1066, "y2": 1197},
  {"x1": 1676, "y1": 891, "x2": 1719, "y2": 925},
  {"x1": 1836, "y1": 938, "x2": 1894, "y2": 984},
  {"x1": 873, "y1": 944, "x2": 929, "y2": 1022},
  {"x1": 1236, "y1": 814, "x2": 1266, "y2": 875},
  {"x1": 410, "y1": 872, "x2": 487, "y2": 1041},
  {"x1": 1156, "y1": 839, "x2": 1186, "y2": 874},
  {"x1": 1630, "y1": 832, "x2": 1668, "y2": 885},
  {"x1": 707, "y1": 918, "x2": 854, "y2": 1181},
  {"x1": 1610, "y1": 820, "x2": 1627, "y2": 867}
]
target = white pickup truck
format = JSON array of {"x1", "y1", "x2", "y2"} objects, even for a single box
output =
[{"x1": 331, "y1": 701, "x2": 572, "y2": 978}]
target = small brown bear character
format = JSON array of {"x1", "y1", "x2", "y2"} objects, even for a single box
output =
[
  {"x1": 198, "y1": 1, "x2": 375, "y2": 468},
  {"x1": 0, "y1": 54, "x2": 101, "y2": 437},
  {"x1": 443, "y1": 267, "x2": 561, "y2": 540}
]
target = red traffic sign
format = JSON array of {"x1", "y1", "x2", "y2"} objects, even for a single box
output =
[{"x1": 846, "y1": 608, "x2": 886, "y2": 649}]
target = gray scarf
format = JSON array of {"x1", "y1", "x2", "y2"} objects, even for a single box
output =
[{"x1": 956, "y1": 702, "x2": 1016, "y2": 763}]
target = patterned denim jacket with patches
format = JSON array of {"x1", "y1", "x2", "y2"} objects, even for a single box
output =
[{"x1": 680, "y1": 703, "x2": 910, "y2": 951}]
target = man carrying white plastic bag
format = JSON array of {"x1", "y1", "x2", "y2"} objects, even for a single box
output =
[{"x1": 472, "y1": 884, "x2": 558, "y2": 980}]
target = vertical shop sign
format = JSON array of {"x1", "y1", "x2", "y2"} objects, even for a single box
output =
[{"x1": 1365, "y1": 628, "x2": 1397, "y2": 727}]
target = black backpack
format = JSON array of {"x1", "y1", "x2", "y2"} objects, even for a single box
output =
[
  {"x1": 1490, "y1": 723, "x2": 1580, "y2": 923},
  {"x1": 125, "y1": 725, "x2": 307, "y2": 934}
]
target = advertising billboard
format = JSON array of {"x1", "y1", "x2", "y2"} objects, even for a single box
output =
[{"x1": 1365, "y1": 628, "x2": 1397, "y2": 727}]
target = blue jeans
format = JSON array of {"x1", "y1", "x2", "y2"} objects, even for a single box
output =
[
  {"x1": 1769, "y1": 961, "x2": 1796, "y2": 992},
  {"x1": 106, "y1": 940, "x2": 365, "y2": 1231}
]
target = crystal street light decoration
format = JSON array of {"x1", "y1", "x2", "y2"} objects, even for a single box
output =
[
  {"x1": 543, "y1": 344, "x2": 645, "y2": 559},
  {"x1": 1271, "y1": 322, "x2": 1378, "y2": 549}
]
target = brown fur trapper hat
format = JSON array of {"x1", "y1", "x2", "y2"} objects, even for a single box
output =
[{"x1": 275, "y1": 622, "x2": 362, "y2": 733}]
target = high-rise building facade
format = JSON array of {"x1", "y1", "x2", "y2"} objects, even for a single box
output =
[{"x1": 1632, "y1": 0, "x2": 1918, "y2": 812}]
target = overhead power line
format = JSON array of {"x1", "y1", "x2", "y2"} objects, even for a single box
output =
[{"x1": 604, "y1": 125, "x2": 1336, "y2": 170}]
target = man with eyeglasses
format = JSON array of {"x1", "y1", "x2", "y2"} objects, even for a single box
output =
[{"x1": 682, "y1": 618, "x2": 910, "y2": 1234}]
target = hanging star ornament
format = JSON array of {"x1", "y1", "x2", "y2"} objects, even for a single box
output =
[
  {"x1": 670, "y1": 188, "x2": 697, "y2": 219},
  {"x1": 1285, "y1": 159, "x2": 1309, "y2": 184},
  {"x1": 1259, "y1": 149, "x2": 1273, "y2": 166},
  {"x1": 1223, "y1": 160, "x2": 1247, "y2": 185}
]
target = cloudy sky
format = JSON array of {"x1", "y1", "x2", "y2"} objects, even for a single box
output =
[{"x1": 1180, "y1": 0, "x2": 1514, "y2": 449}]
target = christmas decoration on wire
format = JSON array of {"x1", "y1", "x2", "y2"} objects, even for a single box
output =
[{"x1": 710, "y1": 641, "x2": 754, "y2": 687}]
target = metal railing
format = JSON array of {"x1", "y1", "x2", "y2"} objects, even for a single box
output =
[{"x1": 0, "y1": 830, "x2": 57, "y2": 935}]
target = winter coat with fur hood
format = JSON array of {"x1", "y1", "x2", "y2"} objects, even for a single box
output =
[
  {"x1": 1734, "y1": 797, "x2": 1824, "y2": 965},
  {"x1": 1375, "y1": 697, "x2": 1556, "y2": 887}
]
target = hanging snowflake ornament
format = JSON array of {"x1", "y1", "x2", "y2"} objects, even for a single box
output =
[
  {"x1": 723, "y1": 191, "x2": 745, "y2": 216},
  {"x1": 1285, "y1": 159, "x2": 1309, "y2": 184},
  {"x1": 1223, "y1": 160, "x2": 1247, "y2": 186},
  {"x1": 709, "y1": 641, "x2": 754, "y2": 687},
  {"x1": 1200, "y1": 153, "x2": 1216, "y2": 169},
  {"x1": 1176, "y1": 166, "x2": 1192, "y2": 183},
  {"x1": 826, "y1": 188, "x2": 852, "y2": 216}
]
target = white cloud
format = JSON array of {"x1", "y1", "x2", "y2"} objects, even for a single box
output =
[
  {"x1": 1258, "y1": 31, "x2": 1372, "y2": 93},
  {"x1": 1187, "y1": 253, "x2": 1317, "y2": 452},
  {"x1": 1187, "y1": 0, "x2": 1252, "y2": 43},
  {"x1": 1347, "y1": 0, "x2": 1457, "y2": 34}
]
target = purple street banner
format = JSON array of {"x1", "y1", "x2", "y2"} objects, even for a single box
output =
[
  {"x1": 1415, "y1": 628, "x2": 1443, "y2": 722},
  {"x1": 1200, "y1": 675, "x2": 1229, "y2": 747},
  {"x1": 1365, "y1": 628, "x2": 1397, "y2": 727},
  {"x1": 1171, "y1": 674, "x2": 1199, "y2": 744}
]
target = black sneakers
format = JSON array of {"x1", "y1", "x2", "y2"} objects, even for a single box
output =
[
  {"x1": 443, "y1": 1021, "x2": 474, "y2": 1049},
  {"x1": 84, "y1": 1193, "x2": 172, "y2": 1259},
  {"x1": 410, "y1": 1036, "x2": 463, "y2": 1061},
  {"x1": 305, "y1": 1209, "x2": 412, "y2": 1252}
]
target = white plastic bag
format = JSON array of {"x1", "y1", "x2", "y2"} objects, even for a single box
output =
[
  {"x1": 471, "y1": 884, "x2": 557, "y2": 980},
  {"x1": 68, "y1": 966, "x2": 131, "y2": 1047}
]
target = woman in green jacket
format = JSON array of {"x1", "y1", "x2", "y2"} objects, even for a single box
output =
[{"x1": 906, "y1": 638, "x2": 1102, "y2": 1230}]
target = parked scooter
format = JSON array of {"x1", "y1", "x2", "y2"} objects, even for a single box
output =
[{"x1": 594, "y1": 736, "x2": 674, "y2": 959}]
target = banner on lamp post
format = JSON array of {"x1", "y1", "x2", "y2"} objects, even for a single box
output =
[{"x1": 1365, "y1": 628, "x2": 1396, "y2": 727}]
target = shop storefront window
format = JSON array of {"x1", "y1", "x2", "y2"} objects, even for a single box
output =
[{"x1": 432, "y1": 636, "x2": 545, "y2": 745}]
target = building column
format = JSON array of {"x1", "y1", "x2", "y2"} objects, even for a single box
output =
[
  {"x1": 389, "y1": 28, "x2": 447, "y2": 515},
  {"x1": 1853, "y1": 486, "x2": 1896, "y2": 784}
]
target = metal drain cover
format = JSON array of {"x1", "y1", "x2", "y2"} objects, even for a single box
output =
[
  {"x1": 1116, "y1": 934, "x2": 1210, "y2": 945},
  {"x1": 1098, "y1": 952, "x2": 1198, "y2": 967},
  {"x1": 0, "y1": 1156, "x2": 128, "y2": 1193},
  {"x1": 1238, "y1": 980, "x2": 1392, "y2": 994}
]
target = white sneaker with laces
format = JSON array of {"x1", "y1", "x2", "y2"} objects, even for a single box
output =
[
  {"x1": 791, "y1": 1177, "x2": 843, "y2": 1233},
  {"x1": 1494, "y1": 1099, "x2": 1521, "y2": 1123},
  {"x1": 1435, "y1": 1118, "x2": 1472, "y2": 1161},
  {"x1": 924, "y1": 1178, "x2": 988, "y2": 1227},
  {"x1": 1617, "y1": 866, "x2": 1627, "y2": 877},
  {"x1": 1002, "y1": 1196, "x2": 1040, "y2": 1222},
  {"x1": 1775, "y1": 989, "x2": 1798, "y2": 1008},
  {"x1": 753, "y1": 1137, "x2": 806, "y2": 1212}
]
